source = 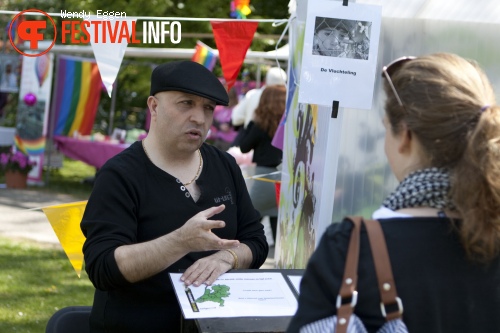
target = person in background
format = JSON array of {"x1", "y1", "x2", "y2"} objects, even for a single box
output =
[
  {"x1": 207, "y1": 87, "x2": 238, "y2": 151},
  {"x1": 0, "y1": 64, "x2": 18, "y2": 92},
  {"x1": 81, "y1": 61, "x2": 268, "y2": 333},
  {"x1": 287, "y1": 53, "x2": 500, "y2": 332},
  {"x1": 239, "y1": 85, "x2": 287, "y2": 243},
  {"x1": 231, "y1": 67, "x2": 287, "y2": 141}
]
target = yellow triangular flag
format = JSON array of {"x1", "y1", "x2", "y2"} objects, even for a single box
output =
[{"x1": 42, "y1": 201, "x2": 88, "y2": 278}]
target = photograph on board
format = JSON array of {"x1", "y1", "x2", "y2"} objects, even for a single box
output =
[
  {"x1": 312, "y1": 17, "x2": 371, "y2": 60},
  {"x1": 299, "y1": 1, "x2": 382, "y2": 109}
]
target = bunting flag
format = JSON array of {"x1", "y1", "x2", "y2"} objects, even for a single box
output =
[
  {"x1": 37, "y1": 163, "x2": 274, "y2": 277},
  {"x1": 88, "y1": 17, "x2": 136, "y2": 97},
  {"x1": 41, "y1": 201, "x2": 88, "y2": 278},
  {"x1": 191, "y1": 41, "x2": 217, "y2": 72},
  {"x1": 52, "y1": 56, "x2": 102, "y2": 136},
  {"x1": 211, "y1": 21, "x2": 258, "y2": 91},
  {"x1": 230, "y1": 0, "x2": 252, "y2": 19},
  {"x1": 271, "y1": 112, "x2": 286, "y2": 150}
]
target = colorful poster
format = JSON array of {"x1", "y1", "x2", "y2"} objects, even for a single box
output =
[
  {"x1": 299, "y1": 1, "x2": 382, "y2": 109},
  {"x1": 276, "y1": 12, "x2": 345, "y2": 269},
  {"x1": 16, "y1": 48, "x2": 54, "y2": 183},
  {"x1": 275, "y1": 17, "x2": 321, "y2": 269}
]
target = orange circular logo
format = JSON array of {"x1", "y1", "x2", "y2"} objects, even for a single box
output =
[{"x1": 8, "y1": 9, "x2": 57, "y2": 57}]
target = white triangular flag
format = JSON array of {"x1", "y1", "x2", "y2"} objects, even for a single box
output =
[{"x1": 87, "y1": 17, "x2": 137, "y2": 97}]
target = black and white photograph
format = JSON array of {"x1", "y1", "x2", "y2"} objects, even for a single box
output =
[
  {"x1": 299, "y1": 1, "x2": 381, "y2": 109},
  {"x1": 312, "y1": 17, "x2": 371, "y2": 60}
]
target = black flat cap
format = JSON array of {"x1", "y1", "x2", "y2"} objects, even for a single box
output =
[{"x1": 150, "y1": 61, "x2": 229, "y2": 106}]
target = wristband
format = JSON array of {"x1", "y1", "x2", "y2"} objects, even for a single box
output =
[{"x1": 225, "y1": 249, "x2": 239, "y2": 269}]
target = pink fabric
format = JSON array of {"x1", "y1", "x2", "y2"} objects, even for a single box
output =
[
  {"x1": 209, "y1": 105, "x2": 238, "y2": 144},
  {"x1": 226, "y1": 146, "x2": 254, "y2": 166},
  {"x1": 53, "y1": 136, "x2": 129, "y2": 169}
]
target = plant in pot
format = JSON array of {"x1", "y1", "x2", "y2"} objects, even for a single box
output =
[{"x1": 0, "y1": 148, "x2": 36, "y2": 188}]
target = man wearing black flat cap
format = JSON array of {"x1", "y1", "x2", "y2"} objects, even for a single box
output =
[{"x1": 81, "y1": 61, "x2": 268, "y2": 333}]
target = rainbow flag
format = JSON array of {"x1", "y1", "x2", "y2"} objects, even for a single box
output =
[
  {"x1": 6, "y1": 14, "x2": 24, "y2": 46},
  {"x1": 52, "y1": 56, "x2": 102, "y2": 136},
  {"x1": 230, "y1": 0, "x2": 252, "y2": 19},
  {"x1": 191, "y1": 41, "x2": 217, "y2": 72},
  {"x1": 14, "y1": 135, "x2": 46, "y2": 155}
]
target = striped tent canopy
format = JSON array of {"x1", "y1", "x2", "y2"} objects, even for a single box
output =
[{"x1": 52, "y1": 56, "x2": 103, "y2": 136}]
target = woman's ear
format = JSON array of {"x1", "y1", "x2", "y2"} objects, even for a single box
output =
[{"x1": 397, "y1": 123, "x2": 413, "y2": 155}]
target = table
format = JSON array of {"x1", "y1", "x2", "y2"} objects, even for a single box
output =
[
  {"x1": 53, "y1": 135, "x2": 130, "y2": 169},
  {"x1": 182, "y1": 269, "x2": 304, "y2": 333}
]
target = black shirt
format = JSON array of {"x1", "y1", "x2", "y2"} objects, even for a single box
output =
[
  {"x1": 239, "y1": 121, "x2": 282, "y2": 167},
  {"x1": 287, "y1": 217, "x2": 500, "y2": 333},
  {"x1": 82, "y1": 142, "x2": 268, "y2": 333}
]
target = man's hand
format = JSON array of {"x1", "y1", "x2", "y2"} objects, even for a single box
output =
[
  {"x1": 175, "y1": 205, "x2": 240, "y2": 252},
  {"x1": 113, "y1": 205, "x2": 242, "y2": 284},
  {"x1": 181, "y1": 251, "x2": 234, "y2": 287}
]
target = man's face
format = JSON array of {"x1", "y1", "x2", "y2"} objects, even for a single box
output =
[
  {"x1": 149, "y1": 91, "x2": 216, "y2": 152},
  {"x1": 315, "y1": 29, "x2": 341, "y2": 55}
]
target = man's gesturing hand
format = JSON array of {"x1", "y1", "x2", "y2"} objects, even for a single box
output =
[{"x1": 175, "y1": 204, "x2": 240, "y2": 252}]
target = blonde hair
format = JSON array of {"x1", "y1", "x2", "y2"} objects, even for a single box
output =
[{"x1": 384, "y1": 53, "x2": 500, "y2": 261}]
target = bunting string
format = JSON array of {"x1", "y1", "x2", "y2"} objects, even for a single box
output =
[
  {"x1": 22, "y1": 169, "x2": 281, "y2": 278},
  {"x1": 0, "y1": 10, "x2": 286, "y2": 23}
]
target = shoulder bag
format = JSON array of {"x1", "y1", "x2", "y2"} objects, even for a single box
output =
[{"x1": 300, "y1": 217, "x2": 409, "y2": 333}]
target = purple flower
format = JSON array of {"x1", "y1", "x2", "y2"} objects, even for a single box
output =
[
  {"x1": 0, "y1": 149, "x2": 34, "y2": 174},
  {"x1": 18, "y1": 159, "x2": 27, "y2": 168},
  {"x1": 0, "y1": 153, "x2": 9, "y2": 166}
]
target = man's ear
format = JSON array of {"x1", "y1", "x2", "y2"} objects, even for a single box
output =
[
  {"x1": 398, "y1": 123, "x2": 413, "y2": 155},
  {"x1": 147, "y1": 96, "x2": 158, "y2": 116}
]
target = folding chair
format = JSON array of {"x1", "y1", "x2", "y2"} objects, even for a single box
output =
[{"x1": 45, "y1": 306, "x2": 91, "y2": 333}]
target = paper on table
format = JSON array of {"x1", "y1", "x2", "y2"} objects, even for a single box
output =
[
  {"x1": 286, "y1": 275, "x2": 303, "y2": 295},
  {"x1": 170, "y1": 272, "x2": 298, "y2": 319}
]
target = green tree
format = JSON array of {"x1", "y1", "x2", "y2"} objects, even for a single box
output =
[{"x1": 1, "y1": 0, "x2": 290, "y2": 133}]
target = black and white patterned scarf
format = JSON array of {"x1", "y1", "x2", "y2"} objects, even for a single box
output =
[{"x1": 382, "y1": 167, "x2": 456, "y2": 211}]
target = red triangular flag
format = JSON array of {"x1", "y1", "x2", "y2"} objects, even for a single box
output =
[{"x1": 211, "y1": 21, "x2": 258, "y2": 91}]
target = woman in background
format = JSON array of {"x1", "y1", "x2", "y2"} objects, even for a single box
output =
[{"x1": 240, "y1": 85, "x2": 287, "y2": 242}]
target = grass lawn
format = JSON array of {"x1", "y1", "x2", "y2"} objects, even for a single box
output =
[
  {"x1": 0, "y1": 238, "x2": 94, "y2": 332},
  {"x1": 38, "y1": 158, "x2": 97, "y2": 200},
  {"x1": 0, "y1": 157, "x2": 96, "y2": 200},
  {"x1": 0, "y1": 157, "x2": 97, "y2": 331}
]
